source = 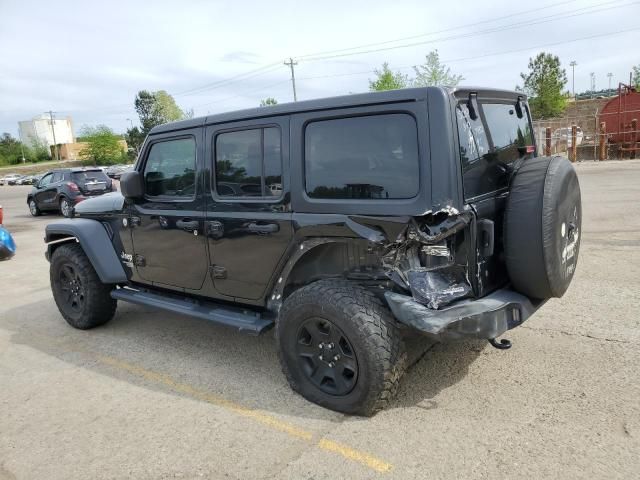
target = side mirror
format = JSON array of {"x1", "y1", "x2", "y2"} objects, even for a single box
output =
[{"x1": 120, "y1": 171, "x2": 144, "y2": 199}]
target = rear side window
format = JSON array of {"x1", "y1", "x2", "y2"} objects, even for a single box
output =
[
  {"x1": 215, "y1": 127, "x2": 282, "y2": 198},
  {"x1": 456, "y1": 101, "x2": 533, "y2": 200},
  {"x1": 143, "y1": 138, "x2": 196, "y2": 197},
  {"x1": 305, "y1": 114, "x2": 419, "y2": 200},
  {"x1": 482, "y1": 103, "x2": 533, "y2": 158}
]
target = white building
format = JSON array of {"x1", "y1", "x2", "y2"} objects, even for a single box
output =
[{"x1": 18, "y1": 114, "x2": 75, "y2": 149}]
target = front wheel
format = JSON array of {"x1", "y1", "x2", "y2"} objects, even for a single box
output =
[
  {"x1": 50, "y1": 243, "x2": 117, "y2": 329},
  {"x1": 28, "y1": 198, "x2": 41, "y2": 216},
  {"x1": 277, "y1": 280, "x2": 406, "y2": 416},
  {"x1": 59, "y1": 197, "x2": 73, "y2": 218}
]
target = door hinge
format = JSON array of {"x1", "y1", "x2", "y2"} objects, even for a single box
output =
[{"x1": 210, "y1": 265, "x2": 227, "y2": 279}]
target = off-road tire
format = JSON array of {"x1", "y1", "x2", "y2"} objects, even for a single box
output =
[
  {"x1": 50, "y1": 243, "x2": 117, "y2": 329},
  {"x1": 28, "y1": 198, "x2": 41, "y2": 217},
  {"x1": 277, "y1": 280, "x2": 407, "y2": 416},
  {"x1": 59, "y1": 197, "x2": 73, "y2": 218}
]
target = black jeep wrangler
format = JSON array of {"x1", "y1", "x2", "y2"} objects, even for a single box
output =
[{"x1": 44, "y1": 87, "x2": 581, "y2": 415}]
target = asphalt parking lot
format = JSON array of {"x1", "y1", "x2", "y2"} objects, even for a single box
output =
[{"x1": 1, "y1": 161, "x2": 639, "y2": 480}]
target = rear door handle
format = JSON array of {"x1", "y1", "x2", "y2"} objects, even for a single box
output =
[
  {"x1": 176, "y1": 219, "x2": 199, "y2": 232},
  {"x1": 248, "y1": 222, "x2": 279, "y2": 234}
]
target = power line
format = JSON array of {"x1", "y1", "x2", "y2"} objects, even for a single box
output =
[
  {"x1": 192, "y1": 79, "x2": 291, "y2": 110},
  {"x1": 298, "y1": 0, "x2": 637, "y2": 63},
  {"x1": 172, "y1": 62, "x2": 282, "y2": 97},
  {"x1": 295, "y1": 0, "x2": 583, "y2": 60},
  {"x1": 295, "y1": 27, "x2": 640, "y2": 83}
]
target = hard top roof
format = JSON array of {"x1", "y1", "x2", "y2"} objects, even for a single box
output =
[{"x1": 149, "y1": 86, "x2": 524, "y2": 135}]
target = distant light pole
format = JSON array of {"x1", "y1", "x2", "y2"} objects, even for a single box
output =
[
  {"x1": 607, "y1": 73, "x2": 613, "y2": 94},
  {"x1": 126, "y1": 118, "x2": 134, "y2": 130},
  {"x1": 570, "y1": 61, "x2": 577, "y2": 98},
  {"x1": 590, "y1": 72, "x2": 596, "y2": 95}
]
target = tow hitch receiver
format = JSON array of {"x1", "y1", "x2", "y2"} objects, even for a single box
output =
[{"x1": 488, "y1": 338, "x2": 512, "y2": 350}]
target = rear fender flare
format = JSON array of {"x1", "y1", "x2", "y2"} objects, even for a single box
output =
[
  {"x1": 266, "y1": 238, "x2": 353, "y2": 313},
  {"x1": 45, "y1": 218, "x2": 127, "y2": 284}
]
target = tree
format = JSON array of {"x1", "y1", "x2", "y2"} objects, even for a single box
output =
[
  {"x1": 412, "y1": 50, "x2": 463, "y2": 87},
  {"x1": 0, "y1": 133, "x2": 24, "y2": 165},
  {"x1": 134, "y1": 90, "x2": 186, "y2": 135},
  {"x1": 519, "y1": 52, "x2": 568, "y2": 119},
  {"x1": 125, "y1": 126, "x2": 145, "y2": 157},
  {"x1": 369, "y1": 63, "x2": 409, "y2": 91},
  {"x1": 632, "y1": 65, "x2": 640, "y2": 90},
  {"x1": 260, "y1": 97, "x2": 278, "y2": 107},
  {"x1": 79, "y1": 125, "x2": 125, "y2": 166}
]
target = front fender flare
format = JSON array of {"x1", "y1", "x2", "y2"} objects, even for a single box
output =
[{"x1": 45, "y1": 219, "x2": 127, "y2": 284}]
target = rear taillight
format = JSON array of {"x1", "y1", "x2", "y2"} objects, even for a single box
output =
[
  {"x1": 0, "y1": 206, "x2": 3, "y2": 225},
  {"x1": 67, "y1": 182, "x2": 80, "y2": 192},
  {"x1": 525, "y1": 145, "x2": 536, "y2": 154}
]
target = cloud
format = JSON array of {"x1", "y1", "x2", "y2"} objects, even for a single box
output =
[{"x1": 220, "y1": 51, "x2": 260, "y2": 64}]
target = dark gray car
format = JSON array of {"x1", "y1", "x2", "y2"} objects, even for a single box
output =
[{"x1": 27, "y1": 168, "x2": 114, "y2": 217}]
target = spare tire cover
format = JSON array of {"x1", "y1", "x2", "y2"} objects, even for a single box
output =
[{"x1": 504, "y1": 156, "x2": 581, "y2": 299}]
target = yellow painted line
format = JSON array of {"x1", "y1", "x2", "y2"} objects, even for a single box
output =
[
  {"x1": 95, "y1": 354, "x2": 392, "y2": 472},
  {"x1": 21, "y1": 332, "x2": 392, "y2": 473},
  {"x1": 317, "y1": 439, "x2": 393, "y2": 473}
]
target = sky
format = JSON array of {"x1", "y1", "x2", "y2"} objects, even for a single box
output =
[{"x1": 1, "y1": 0, "x2": 638, "y2": 137}]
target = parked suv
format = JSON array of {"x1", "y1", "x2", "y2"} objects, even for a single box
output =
[
  {"x1": 43, "y1": 88, "x2": 581, "y2": 415},
  {"x1": 27, "y1": 168, "x2": 114, "y2": 217}
]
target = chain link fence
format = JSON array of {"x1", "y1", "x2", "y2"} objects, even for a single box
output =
[{"x1": 532, "y1": 91, "x2": 639, "y2": 161}]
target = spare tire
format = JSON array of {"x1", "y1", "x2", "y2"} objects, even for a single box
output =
[{"x1": 504, "y1": 156, "x2": 581, "y2": 299}]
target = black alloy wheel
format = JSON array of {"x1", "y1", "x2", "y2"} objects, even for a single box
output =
[
  {"x1": 295, "y1": 317, "x2": 358, "y2": 396},
  {"x1": 57, "y1": 262, "x2": 86, "y2": 315}
]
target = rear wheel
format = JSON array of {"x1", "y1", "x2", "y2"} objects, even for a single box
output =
[
  {"x1": 59, "y1": 197, "x2": 72, "y2": 218},
  {"x1": 28, "y1": 198, "x2": 41, "y2": 217},
  {"x1": 277, "y1": 280, "x2": 406, "y2": 416},
  {"x1": 50, "y1": 243, "x2": 117, "y2": 329}
]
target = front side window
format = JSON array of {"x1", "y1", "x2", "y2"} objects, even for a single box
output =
[
  {"x1": 143, "y1": 138, "x2": 196, "y2": 197},
  {"x1": 39, "y1": 173, "x2": 53, "y2": 187},
  {"x1": 215, "y1": 127, "x2": 282, "y2": 197},
  {"x1": 305, "y1": 114, "x2": 419, "y2": 200}
]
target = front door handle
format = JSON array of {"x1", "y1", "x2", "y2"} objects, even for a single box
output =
[
  {"x1": 176, "y1": 219, "x2": 199, "y2": 232},
  {"x1": 248, "y1": 222, "x2": 279, "y2": 234}
]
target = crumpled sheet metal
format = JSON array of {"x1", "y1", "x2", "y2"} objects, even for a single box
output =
[{"x1": 406, "y1": 269, "x2": 471, "y2": 309}]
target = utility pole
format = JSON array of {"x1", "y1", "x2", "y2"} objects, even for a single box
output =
[
  {"x1": 569, "y1": 61, "x2": 577, "y2": 98},
  {"x1": 17, "y1": 128, "x2": 26, "y2": 163},
  {"x1": 607, "y1": 73, "x2": 613, "y2": 94},
  {"x1": 284, "y1": 57, "x2": 298, "y2": 102},
  {"x1": 46, "y1": 110, "x2": 59, "y2": 161}
]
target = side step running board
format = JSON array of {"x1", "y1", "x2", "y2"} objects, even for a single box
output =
[{"x1": 111, "y1": 288, "x2": 274, "y2": 335}]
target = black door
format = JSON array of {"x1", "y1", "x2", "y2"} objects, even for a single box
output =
[
  {"x1": 129, "y1": 128, "x2": 208, "y2": 291},
  {"x1": 205, "y1": 118, "x2": 292, "y2": 301},
  {"x1": 34, "y1": 172, "x2": 56, "y2": 210}
]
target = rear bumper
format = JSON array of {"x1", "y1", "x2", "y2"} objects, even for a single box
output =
[{"x1": 385, "y1": 288, "x2": 545, "y2": 341}]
